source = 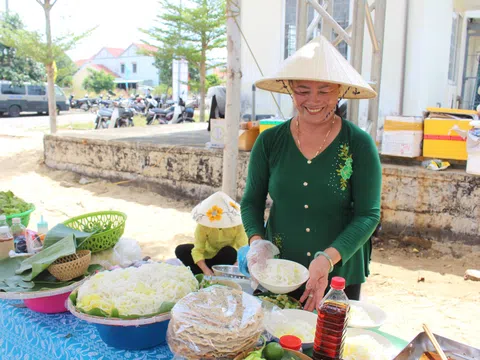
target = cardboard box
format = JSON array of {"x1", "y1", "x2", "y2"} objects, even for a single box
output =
[
  {"x1": 381, "y1": 116, "x2": 423, "y2": 158},
  {"x1": 238, "y1": 127, "x2": 259, "y2": 151},
  {"x1": 422, "y1": 108, "x2": 478, "y2": 160}
]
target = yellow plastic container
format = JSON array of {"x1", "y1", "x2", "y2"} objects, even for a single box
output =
[
  {"x1": 422, "y1": 108, "x2": 477, "y2": 160},
  {"x1": 259, "y1": 119, "x2": 285, "y2": 133}
]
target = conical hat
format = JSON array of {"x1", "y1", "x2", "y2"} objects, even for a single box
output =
[
  {"x1": 255, "y1": 35, "x2": 376, "y2": 99},
  {"x1": 191, "y1": 191, "x2": 242, "y2": 228}
]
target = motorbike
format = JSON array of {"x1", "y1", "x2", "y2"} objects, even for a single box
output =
[
  {"x1": 146, "y1": 106, "x2": 171, "y2": 125},
  {"x1": 70, "y1": 95, "x2": 92, "y2": 111},
  {"x1": 168, "y1": 98, "x2": 195, "y2": 124},
  {"x1": 94, "y1": 101, "x2": 135, "y2": 129}
]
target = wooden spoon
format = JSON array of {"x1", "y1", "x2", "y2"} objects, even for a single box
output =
[{"x1": 422, "y1": 324, "x2": 448, "y2": 360}]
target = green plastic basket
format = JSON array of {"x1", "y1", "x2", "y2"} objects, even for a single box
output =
[
  {"x1": 63, "y1": 211, "x2": 127, "y2": 253},
  {"x1": 5, "y1": 205, "x2": 35, "y2": 228}
]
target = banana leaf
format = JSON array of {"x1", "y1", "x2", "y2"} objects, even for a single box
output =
[
  {"x1": 15, "y1": 234, "x2": 77, "y2": 280},
  {"x1": 43, "y1": 224, "x2": 95, "y2": 250}
]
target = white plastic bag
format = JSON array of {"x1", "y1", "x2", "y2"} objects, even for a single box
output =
[{"x1": 91, "y1": 237, "x2": 143, "y2": 269}]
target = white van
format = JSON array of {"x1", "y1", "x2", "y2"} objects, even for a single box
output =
[{"x1": 0, "y1": 81, "x2": 70, "y2": 117}]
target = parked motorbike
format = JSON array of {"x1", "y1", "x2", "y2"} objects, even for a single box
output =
[
  {"x1": 168, "y1": 98, "x2": 195, "y2": 124},
  {"x1": 70, "y1": 94, "x2": 92, "y2": 111},
  {"x1": 94, "y1": 101, "x2": 135, "y2": 129}
]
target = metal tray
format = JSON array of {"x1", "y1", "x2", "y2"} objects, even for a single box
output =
[
  {"x1": 211, "y1": 265, "x2": 247, "y2": 279},
  {"x1": 393, "y1": 332, "x2": 480, "y2": 360}
]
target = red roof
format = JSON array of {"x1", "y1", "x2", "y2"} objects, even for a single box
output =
[
  {"x1": 134, "y1": 43, "x2": 158, "y2": 53},
  {"x1": 89, "y1": 64, "x2": 120, "y2": 78},
  {"x1": 105, "y1": 47, "x2": 124, "y2": 57},
  {"x1": 75, "y1": 58, "x2": 91, "y2": 68}
]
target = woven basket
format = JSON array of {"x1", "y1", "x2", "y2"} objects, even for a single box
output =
[
  {"x1": 63, "y1": 211, "x2": 127, "y2": 253},
  {"x1": 48, "y1": 250, "x2": 91, "y2": 281},
  {"x1": 5, "y1": 205, "x2": 35, "y2": 228}
]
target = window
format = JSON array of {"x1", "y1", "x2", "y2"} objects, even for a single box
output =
[
  {"x1": 27, "y1": 85, "x2": 46, "y2": 96},
  {"x1": 121, "y1": 64, "x2": 125, "y2": 74},
  {"x1": 448, "y1": 13, "x2": 461, "y2": 83},
  {"x1": 284, "y1": 0, "x2": 351, "y2": 59},
  {"x1": 55, "y1": 86, "x2": 65, "y2": 97},
  {"x1": 1, "y1": 84, "x2": 26, "y2": 95},
  {"x1": 132, "y1": 63, "x2": 137, "y2": 73}
]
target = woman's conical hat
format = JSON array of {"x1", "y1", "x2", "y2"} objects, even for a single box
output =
[{"x1": 255, "y1": 35, "x2": 376, "y2": 100}]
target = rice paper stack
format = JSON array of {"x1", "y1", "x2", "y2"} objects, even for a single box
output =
[{"x1": 167, "y1": 286, "x2": 264, "y2": 359}]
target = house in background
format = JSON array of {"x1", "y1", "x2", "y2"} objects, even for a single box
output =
[
  {"x1": 239, "y1": 0, "x2": 480, "y2": 130},
  {"x1": 72, "y1": 43, "x2": 160, "y2": 93}
]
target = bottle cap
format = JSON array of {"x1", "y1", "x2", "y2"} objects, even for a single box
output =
[
  {"x1": 279, "y1": 335, "x2": 302, "y2": 350},
  {"x1": 37, "y1": 215, "x2": 48, "y2": 229},
  {"x1": 331, "y1": 276, "x2": 346, "y2": 290},
  {"x1": 0, "y1": 215, "x2": 6, "y2": 221},
  {"x1": 12, "y1": 218, "x2": 21, "y2": 224}
]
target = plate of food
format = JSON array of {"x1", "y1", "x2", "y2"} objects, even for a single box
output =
[
  {"x1": 344, "y1": 328, "x2": 397, "y2": 360},
  {"x1": 255, "y1": 292, "x2": 303, "y2": 310},
  {"x1": 348, "y1": 300, "x2": 387, "y2": 329}
]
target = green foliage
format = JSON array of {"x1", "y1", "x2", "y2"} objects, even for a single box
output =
[
  {"x1": 55, "y1": 52, "x2": 76, "y2": 87},
  {"x1": 140, "y1": 0, "x2": 226, "y2": 121},
  {"x1": 0, "y1": 191, "x2": 33, "y2": 216},
  {"x1": 82, "y1": 69, "x2": 115, "y2": 94},
  {"x1": 0, "y1": 13, "x2": 46, "y2": 83}
]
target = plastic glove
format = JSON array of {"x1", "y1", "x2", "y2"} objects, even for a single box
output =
[
  {"x1": 246, "y1": 240, "x2": 279, "y2": 290},
  {"x1": 238, "y1": 245, "x2": 251, "y2": 277}
]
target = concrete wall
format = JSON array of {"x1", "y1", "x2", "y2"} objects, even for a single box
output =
[{"x1": 44, "y1": 135, "x2": 480, "y2": 245}]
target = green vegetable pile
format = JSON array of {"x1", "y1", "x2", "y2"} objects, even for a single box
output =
[
  {"x1": 82, "y1": 220, "x2": 114, "y2": 233},
  {"x1": 244, "y1": 339, "x2": 301, "y2": 360},
  {"x1": 0, "y1": 191, "x2": 33, "y2": 216},
  {"x1": 258, "y1": 294, "x2": 302, "y2": 310}
]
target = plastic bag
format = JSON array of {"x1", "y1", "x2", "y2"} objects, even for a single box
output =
[
  {"x1": 422, "y1": 159, "x2": 450, "y2": 171},
  {"x1": 90, "y1": 237, "x2": 143, "y2": 269},
  {"x1": 167, "y1": 286, "x2": 265, "y2": 359}
]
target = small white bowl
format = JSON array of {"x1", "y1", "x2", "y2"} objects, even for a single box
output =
[
  {"x1": 251, "y1": 259, "x2": 309, "y2": 294},
  {"x1": 264, "y1": 309, "x2": 317, "y2": 350},
  {"x1": 348, "y1": 300, "x2": 387, "y2": 329}
]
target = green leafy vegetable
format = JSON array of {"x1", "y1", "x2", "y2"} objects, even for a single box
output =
[
  {"x1": 258, "y1": 294, "x2": 302, "y2": 310},
  {"x1": 244, "y1": 336, "x2": 266, "y2": 360},
  {"x1": 82, "y1": 220, "x2": 113, "y2": 233},
  {"x1": 0, "y1": 191, "x2": 33, "y2": 215}
]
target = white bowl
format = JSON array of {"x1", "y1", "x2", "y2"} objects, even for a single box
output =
[
  {"x1": 348, "y1": 300, "x2": 387, "y2": 329},
  {"x1": 264, "y1": 309, "x2": 317, "y2": 350},
  {"x1": 251, "y1": 259, "x2": 309, "y2": 294},
  {"x1": 345, "y1": 328, "x2": 397, "y2": 358}
]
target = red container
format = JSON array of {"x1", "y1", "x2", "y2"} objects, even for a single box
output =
[{"x1": 24, "y1": 292, "x2": 71, "y2": 314}]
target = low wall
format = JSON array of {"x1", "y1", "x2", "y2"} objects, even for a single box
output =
[{"x1": 44, "y1": 135, "x2": 480, "y2": 244}]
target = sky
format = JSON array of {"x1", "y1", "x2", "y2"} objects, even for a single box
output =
[{"x1": 2, "y1": 0, "x2": 161, "y2": 60}]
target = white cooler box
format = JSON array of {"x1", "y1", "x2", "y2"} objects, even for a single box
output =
[{"x1": 381, "y1": 116, "x2": 423, "y2": 158}]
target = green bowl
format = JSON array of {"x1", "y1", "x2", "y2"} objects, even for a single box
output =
[
  {"x1": 5, "y1": 205, "x2": 36, "y2": 228},
  {"x1": 63, "y1": 211, "x2": 127, "y2": 253}
]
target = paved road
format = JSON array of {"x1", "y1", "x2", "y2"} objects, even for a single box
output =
[{"x1": 0, "y1": 111, "x2": 94, "y2": 130}]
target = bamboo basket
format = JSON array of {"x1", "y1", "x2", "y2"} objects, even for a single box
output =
[{"x1": 48, "y1": 250, "x2": 91, "y2": 281}]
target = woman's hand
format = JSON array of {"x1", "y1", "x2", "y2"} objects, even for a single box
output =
[
  {"x1": 202, "y1": 267, "x2": 214, "y2": 277},
  {"x1": 300, "y1": 255, "x2": 331, "y2": 312}
]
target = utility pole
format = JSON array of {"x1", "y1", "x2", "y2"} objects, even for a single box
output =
[
  {"x1": 222, "y1": 0, "x2": 242, "y2": 199},
  {"x1": 5, "y1": 0, "x2": 8, "y2": 14}
]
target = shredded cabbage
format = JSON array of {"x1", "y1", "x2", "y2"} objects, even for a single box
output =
[
  {"x1": 273, "y1": 320, "x2": 315, "y2": 342},
  {"x1": 76, "y1": 262, "x2": 198, "y2": 316},
  {"x1": 255, "y1": 262, "x2": 302, "y2": 286},
  {"x1": 343, "y1": 335, "x2": 390, "y2": 360},
  {"x1": 349, "y1": 304, "x2": 375, "y2": 326}
]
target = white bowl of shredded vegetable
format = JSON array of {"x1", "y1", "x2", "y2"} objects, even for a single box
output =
[
  {"x1": 348, "y1": 300, "x2": 387, "y2": 329},
  {"x1": 251, "y1": 259, "x2": 309, "y2": 294},
  {"x1": 265, "y1": 309, "x2": 317, "y2": 350}
]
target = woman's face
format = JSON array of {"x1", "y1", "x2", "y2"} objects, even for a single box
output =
[{"x1": 291, "y1": 80, "x2": 340, "y2": 124}]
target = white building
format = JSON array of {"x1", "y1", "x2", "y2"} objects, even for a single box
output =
[
  {"x1": 73, "y1": 43, "x2": 160, "y2": 92},
  {"x1": 239, "y1": 0, "x2": 480, "y2": 129}
]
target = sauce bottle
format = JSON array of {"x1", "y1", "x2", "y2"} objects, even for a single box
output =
[
  {"x1": 0, "y1": 225, "x2": 14, "y2": 260},
  {"x1": 312, "y1": 277, "x2": 349, "y2": 360}
]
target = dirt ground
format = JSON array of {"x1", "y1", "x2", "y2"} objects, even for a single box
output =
[{"x1": 0, "y1": 131, "x2": 479, "y2": 349}]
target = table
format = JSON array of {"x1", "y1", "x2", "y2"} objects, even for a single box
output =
[
  {"x1": 0, "y1": 299, "x2": 409, "y2": 360},
  {"x1": 0, "y1": 300, "x2": 173, "y2": 360}
]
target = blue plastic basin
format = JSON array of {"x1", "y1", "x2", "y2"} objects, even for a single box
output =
[{"x1": 95, "y1": 319, "x2": 170, "y2": 350}]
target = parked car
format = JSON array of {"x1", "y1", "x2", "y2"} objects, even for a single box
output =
[{"x1": 0, "y1": 81, "x2": 70, "y2": 117}]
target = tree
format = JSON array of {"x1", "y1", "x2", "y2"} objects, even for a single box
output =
[
  {"x1": 0, "y1": 13, "x2": 46, "y2": 84},
  {"x1": 141, "y1": 0, "x2": 226, "y2": 122},
  {"x1": 0, "y1": 2, "x2": 93, "y2": 133},
  {"x1": 82, "y1": 69, "x2": 115, "y2": 94}
]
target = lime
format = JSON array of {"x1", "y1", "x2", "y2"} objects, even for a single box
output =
[{"x1": 263, "y1": 342, "x2": 285, "y2": 360}]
